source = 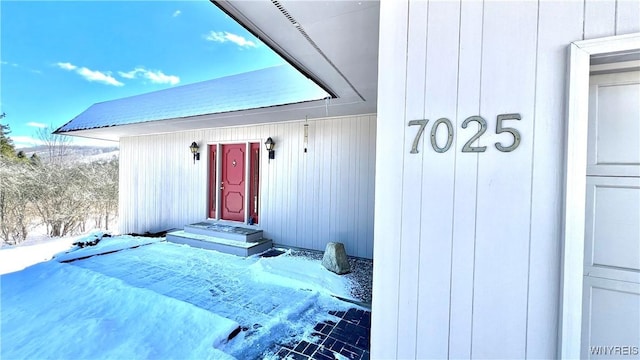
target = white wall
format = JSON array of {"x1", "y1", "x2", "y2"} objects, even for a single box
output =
[
  {"x1": 119, "y1": 114, "x2": 376, "y2": 259},
  {"x1": 372, "y1": 0, "x2": 640, "y2": 359}
]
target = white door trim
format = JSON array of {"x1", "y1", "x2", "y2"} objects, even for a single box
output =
[{"x1": 560, "y1": 32, "x2": 640, "y2": 359}]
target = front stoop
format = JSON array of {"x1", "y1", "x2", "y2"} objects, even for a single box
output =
[
  {"x1": 167, "y1": 221, "x2": 272, "y2": 257},
  {"x1": 184, "y1": 221, "x2": 263, "y2": 242}
]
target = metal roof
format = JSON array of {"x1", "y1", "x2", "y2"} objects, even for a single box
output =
[{"x1": 55, "y1": 65, "x2": 329, "y2": 133}]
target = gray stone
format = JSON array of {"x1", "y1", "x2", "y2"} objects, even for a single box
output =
[{"x1": 322, "y1": 242, "x2": 351, "y2": 275}]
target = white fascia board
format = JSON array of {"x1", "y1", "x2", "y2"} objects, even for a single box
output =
[{"x1": 59, "y1": 96, "x2": 375, "y2": 141}]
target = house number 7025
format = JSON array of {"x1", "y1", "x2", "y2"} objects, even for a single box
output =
[{"x1": 408, "y1": 113, "x2": 521, "y2": 154}]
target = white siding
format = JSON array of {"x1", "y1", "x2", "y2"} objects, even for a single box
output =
[
  {"x1": 119, "y1": 114, "x2": 376, "y2": 259},
  {"x1": 372, "y1": 0, "x2": 640, "y2": 359}
]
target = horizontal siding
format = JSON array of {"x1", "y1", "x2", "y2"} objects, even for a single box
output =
[
  {"x1": 372, "y1": 0, "x2": 639, "y2": 359},
  {"x1": 119, "y1": 114, "x2": 376, "y2": 259}
]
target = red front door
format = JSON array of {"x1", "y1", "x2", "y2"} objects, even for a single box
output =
[{"x1": 221, "y1": 144, "x2": 245, "y2": 222}]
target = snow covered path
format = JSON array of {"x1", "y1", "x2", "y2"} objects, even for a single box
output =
[
  {"x1": 1, "y1": 260, "x2": 237, "y2": 359},
  {"x1": 1, "y1": 239, "x2": 358, "y2": 359}
]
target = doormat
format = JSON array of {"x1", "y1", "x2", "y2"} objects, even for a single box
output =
[{"x1": 260, "y1": 249, "x2": 285, "y2": 258}]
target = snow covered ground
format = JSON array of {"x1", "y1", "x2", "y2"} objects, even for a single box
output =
[
  {"x1": 0, "y1": 235, "x2": 76, "y2": 275},
  {"x1": 0, "y1": 235, "x2": 359, "y2": 359},
  {"x1": 0, "y1": 225, "x2": 119, "y2": 275}
]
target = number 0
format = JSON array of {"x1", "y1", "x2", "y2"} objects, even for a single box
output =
[{"x1": 430, "y1": 118, "x2": 453, "y2": 153}]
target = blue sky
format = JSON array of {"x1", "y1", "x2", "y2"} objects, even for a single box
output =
[{"x1": 1, "y1": 1, "x2": 285, "y2": 147}]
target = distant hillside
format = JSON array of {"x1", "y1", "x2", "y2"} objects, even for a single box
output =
[{"x1": 17, "y1": 145, "x2": 119, "y2": 163}]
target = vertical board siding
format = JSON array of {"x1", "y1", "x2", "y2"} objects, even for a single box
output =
[
  {"x1": 527, "y1": 2, "x2": 583, "y2": 359},
  {"x1": 370, "y1": 0, "x2": 408, "y2": 358},
  {"x1": 416, "y1": 1, "x2": 460, "y2": 358},
  {"x1": 584, "y1": 0, "x2": 617, "y2": 39},
  {"x1": 616, "y1": 0, "x2": 640, "y2": 35},
  {"x1": 448, "y1": 1, "x2": 483, "y2": 358},
  {"x1": 396, "y1": 0, "x2": 427, "y2": 357},
  {"x1": 472, "y1": 2, "x2": 538, "y2": 357},
  {"x1": 373, "y1": 0, "x2": 639, "y2": 358},
  {"x1": 119, "y1": 114, "x2": 376, "y2": 259},
  {"x1": 583, "y1": 0, "x2": 640, "y2": 39}
]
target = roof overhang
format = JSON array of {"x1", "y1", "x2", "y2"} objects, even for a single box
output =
[
  {"x1": 60, "y1": 97, "x2": 375, "y2": 142},
  {"x1": 62, "y1": 0, "x2": 379, "y2": 141}
]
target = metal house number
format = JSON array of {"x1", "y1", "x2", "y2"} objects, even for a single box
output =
[{"x1": 408, "y1": 113, "x2": 521, "y2": 154}]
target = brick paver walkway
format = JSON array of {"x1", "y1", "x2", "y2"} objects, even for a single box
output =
[
  {"x1": 272, "y1": 308, "x2": 371, "y2": 360},
  {"x1": 69, "y1": 242, "x2": 367, "y2": 359}
]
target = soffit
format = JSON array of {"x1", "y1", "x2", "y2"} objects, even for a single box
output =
[{"x1": 214, "y1": 0, "x2": 379, "y2": 110}]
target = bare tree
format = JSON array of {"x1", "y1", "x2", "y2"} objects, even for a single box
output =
[
  {"x1": 0, "y1": 159, "x2": 35, "y2": 244},
  {"x1": 81, "y1": 159, "x2": 118, "y2": 230},
  {"x1": 36, "y1": 127, "x2": 72, "y2": 164},
  {"x1": 0, "y1": 125, "x2": 119, "y2": 243},
  {"x1": 98, "y1": 158, "x2": 119, "y2": 230},
  {"x1": 23, "y1": 160, "x2": 76, "y2": 237}
]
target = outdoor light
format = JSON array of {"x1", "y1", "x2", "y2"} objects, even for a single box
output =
[
  {"x1": 264, "y1": 137, "x2": 275, "y2": 160},
  {"x1": 189, "y1": 142, "x2": 200, "y2": 163}
]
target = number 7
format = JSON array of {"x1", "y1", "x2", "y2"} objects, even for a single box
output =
[{"x1": 408, "y1": 119, "x2": 429, "y2": 154}]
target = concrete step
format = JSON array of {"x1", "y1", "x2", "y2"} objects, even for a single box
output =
[
  {"x1": 166, "y1": 230, "x2": 272, "y2": 257},
  {"x1": 183, "y1": 221, "x2": 263, "y2": 242}
]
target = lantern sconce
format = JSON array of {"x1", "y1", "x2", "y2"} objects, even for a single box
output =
[
  {"x1": 264, "y1": 137, "x2": 275, "y2": 161},
  {"x1": 189, "y1": 142, "x2": 200, "y2": 164}
]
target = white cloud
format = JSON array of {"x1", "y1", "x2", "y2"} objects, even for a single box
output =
[
  {"x1": 68, "y1": 137, "x2": 118, "y2": 147},
  {"x1": 26, "y1": 122, "x2": 48, "y2": 128},
  {"x1": 2, "y1": 61, "x2": 41, "y2": 74},
  {"x1": 172, "y1": 10, "x2": 181, "y2": 17},
  {"x1": 12, "y1": 136, "x2": 45, "y2": 148},
  {"x1": 56, "y1": 62, "x2": 123, "y2": 86},
  {"x1": 204, "y1": 31, "x2": 257, "y2": 48},
  {"x1": 57, "y1": 62, "x2": 179, "y2": 87},
  {"x1": 118, "y1": 67, "x2": 180, "y2": 85},
  {"x1": 76, "y1": 67, "x2": 124, "y2": 86},
  {"x1": 223, "y1": 32, "x2": 257, "y2": 48},
  {"x1": 205, "y1": 31, "x2": 226, "y2": 43},
  {"x1": 13, "y1": 135, "x2": 116, "y2": 149},
  {"x1": 56, "y1": 62, "x2": 77, "y2": 70},
  {"x1": 142, "y1": 69, "x2": 180, "y2": 85},
  {"x1": 118, "y1": 68, "x2": 143, "y2": 79}
]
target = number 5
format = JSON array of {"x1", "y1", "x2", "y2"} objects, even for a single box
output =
[{"x1": 495, "y1": 113, "x2": 521, "y2": 152}]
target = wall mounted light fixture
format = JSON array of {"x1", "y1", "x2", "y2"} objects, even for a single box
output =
[
  {"x1": 264, "y1": 137, "x2": 275, "y2": 160},
  {"x1": 189, "y1": 142, "x2": 200, "y2": 163}
]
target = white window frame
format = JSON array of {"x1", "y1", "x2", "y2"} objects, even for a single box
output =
[{"x1": 559, "y1": 32, "x2": 640, "y2": 359}]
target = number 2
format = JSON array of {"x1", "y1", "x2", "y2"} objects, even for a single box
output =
[
  {"x1": 408, "y1": 119, "x2": 428, "y2": 154},
  {"x1": 461, "y1": 116, "x2": 487, "y2": 152}
]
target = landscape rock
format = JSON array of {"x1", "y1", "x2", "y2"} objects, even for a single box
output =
[{"x1": 322, "y1": 242, "x2": 351, "y2": 275}]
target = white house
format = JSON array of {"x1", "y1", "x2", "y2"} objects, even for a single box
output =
[{"x1": 56, "y1": 1, "x2": 639, "y2": 359}]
